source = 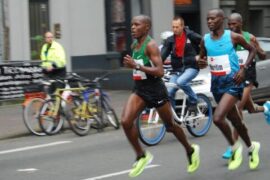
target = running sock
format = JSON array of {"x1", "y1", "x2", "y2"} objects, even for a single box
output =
[
  {"x1": 232, "y1": 141, "x2": 240, "y2": 151},
  {"x1": 248, "y1": 144, "x2": 255, "y2": 152}
]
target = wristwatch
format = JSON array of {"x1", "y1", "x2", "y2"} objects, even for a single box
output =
[{"x1": 135, "y1": 63, "x2": 141, "y2": 70}]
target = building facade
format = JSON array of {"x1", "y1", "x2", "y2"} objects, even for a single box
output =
[{"x1": 0, "y1": 0, "x2": 269, "y2": 73}]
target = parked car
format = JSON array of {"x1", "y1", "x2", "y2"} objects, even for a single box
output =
[{"x1": 251, "y1": 37, "x2": 270, "y2": 104}]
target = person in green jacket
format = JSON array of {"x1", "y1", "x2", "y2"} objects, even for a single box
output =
[{"x1": 40, "y1": 31, "x2": 66, "y2": 78}]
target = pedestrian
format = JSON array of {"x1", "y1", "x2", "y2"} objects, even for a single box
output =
[
  {"x1": 121, "y1": 15, "x2": 200, "y2": 178},
  {"x1": 161, "y1": 16, "x2": 201, "y2": 112},
  {"x1": 40, "y1": 31, "x2": 67, "y2": 93},
  {"x1": 222, "y1": 12, "x2": 270, "y2": 159},
  {"x1": 197, "y1": 9, "x2": 260, "y2": 170},
  {"x1": 40, "y1": 31, "x2": 66, "y2": 78}
]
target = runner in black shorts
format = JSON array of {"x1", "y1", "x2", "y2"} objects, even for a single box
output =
[{"x1": 121, "y1": 15, "x2": 200, "y2": 178}]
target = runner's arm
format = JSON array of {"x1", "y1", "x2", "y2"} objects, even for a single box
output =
[
  {"x1": 197, "y1": 39, "x2": 208, "y2": 69},
  {"x1": 250, "y1": 35, "x2": 266, "y2": 60},
  {"x1": 232, "y1": 32, "x2": 256, "y2": 68}
]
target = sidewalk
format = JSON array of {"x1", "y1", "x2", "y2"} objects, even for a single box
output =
[{"x1": 0, "y1": 90, "x2": 131, "y2": 140}]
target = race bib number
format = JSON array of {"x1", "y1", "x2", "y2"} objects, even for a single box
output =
[
  {"x1": 208, "y1": 54, "x2": 231, "y2": 76},
  {"x1": 133, "y1": 59, "x2": 147, "y2": 80},
  {"x1": 236, "y1": 50, "x2": 249, "y2": 67}
]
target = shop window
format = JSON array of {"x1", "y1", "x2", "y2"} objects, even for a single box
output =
[{"x1": 29, "y1": 0, "x2": 49, "y2": 60}]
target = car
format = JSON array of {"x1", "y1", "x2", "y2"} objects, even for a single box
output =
[{"x1": 251, "y1": 37, "x2": 270, "y2": 104}]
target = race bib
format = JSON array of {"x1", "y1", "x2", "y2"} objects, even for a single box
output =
[
  {"x1": 208, "y1": 54, "x2": 231, "y2": 76},
  {"x1": 236, "y1": 50, "x2": 249, "y2": 67},
  {"x1": 133, "y1": 59, "x2": 147, "y2": 80}
]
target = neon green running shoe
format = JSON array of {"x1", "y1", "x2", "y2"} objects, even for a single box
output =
[
  {"x1": 249, "y1": 141, "x2": 261, "y2": 170},
  {"x1": 187, "y1": 144, "x2": 200, "y2": 173},
  {"x1": 228, "y1": 143, "x2": 243, "y2": 170},
  {"x1": 129, "y1": 151, "x2": 153, "y2": 178}
]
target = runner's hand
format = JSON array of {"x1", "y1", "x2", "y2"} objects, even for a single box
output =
[
  {"x1": 123, "y1": 54, "x2": 136, "y2": 69},
  {"x1": 233, "y1": 68, "x2": 245, "y2": 85},
  {"x1": 197, "y1": 56, "x2": 208, "y2": 69}
]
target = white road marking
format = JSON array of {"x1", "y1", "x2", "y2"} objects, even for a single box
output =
[
  {"x1": 17, "y1": 168, "x2": 38, "y2": 172},
  {"x1": 0, "y1": 141, "x2": 72, "y2": 155},
  {"x1": 82, "y1": 164, "x2": 160, "y2": 180}
]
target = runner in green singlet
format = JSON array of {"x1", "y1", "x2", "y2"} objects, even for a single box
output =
[
  {"x1": 222, "y1": 12, "x2": 269, "y2": 159},
  {"x1": 121, "y1": 15, "x2": 200, "y2": 178}
]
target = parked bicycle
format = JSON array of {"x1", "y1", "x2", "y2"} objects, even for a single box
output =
[
  {"x1": 22, "y1": 73, "x2": 81, "y2": 136},
  {"x1": 38, "y1": 73, "x2": 120, "y2": 136},
  {"x1": 22, "y1": 83, "x2": 47, "y2": 136},
  {"x1": 68, "y1": 73, "x2": 120, "y2": 136}
]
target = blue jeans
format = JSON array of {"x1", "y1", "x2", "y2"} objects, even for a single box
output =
[{"x1": 167, "y1": 68, "x2": 199, "y2": 108}]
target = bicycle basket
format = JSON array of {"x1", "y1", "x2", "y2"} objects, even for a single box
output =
[
  {"x1": 23, "y1": 84, "x2": 46, "y2": 100},
  {"x1": 24, "y1": 83, "x2": 44, "y2": 93}
]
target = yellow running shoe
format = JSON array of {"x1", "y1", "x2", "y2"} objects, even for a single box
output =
[
  {"x1": 249, "y1": 141, "x2": 261, "y2": 170},
  {"x1": 187, "y1": 144, "x2": 200, "y2": 173},
  {"x1": 228, "y1": 143, "x2": 243, "y2": 170},
  {"x1": 129, "y1": 151, "x2": 153, "y2": 177}
]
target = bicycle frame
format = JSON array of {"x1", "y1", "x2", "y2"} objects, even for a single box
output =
[{"x1": 146, "y1": 94, "x2": 205, "y2": 127}]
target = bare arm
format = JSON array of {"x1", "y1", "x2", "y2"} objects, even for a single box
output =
[
  {"x1": 232, "y1": 32, "x2": 256, "y2": 85},
  {"x1": 197, "y1": 39, "x2": 208, "y2": 69},
  {"x1": 232, "y1": 32, "x2": 256, "y2": 68},
  {"x1": 144, "y1": 40, "x2": 164, "y2": 77},
  {"x1": 123, "y1": 40, "x2": 164, "y2": 77},
  {"x1": 250, "y1": 35, "x2": 266, "y2": 60}
]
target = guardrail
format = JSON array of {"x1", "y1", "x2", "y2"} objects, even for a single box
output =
[{"x1": 0, "y1": 60, "x2": 43, "y2": 101}]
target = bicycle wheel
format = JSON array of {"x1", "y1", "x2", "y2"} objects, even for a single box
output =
[
  {"x1": 102, "y1": 97, "x2": 120, "y2": 129},
  {"x1": 38, "y1": 99, "x2": 64, "y2": 135},
  {"x1": 137, "y1": 108, "x2": 166, "y2": 146},
  {"x1": 23, "y1": 98, "x2": 46, "y2": 136},
  {"x1": 186, "y1": 93, "x2": 213, "y2": 137},
  {"x1": 88, "y1": 96, "x2": 104, "y2": 130},
  {"x1": 67, "y1": 97, "x2": 92, "y2": 136}
]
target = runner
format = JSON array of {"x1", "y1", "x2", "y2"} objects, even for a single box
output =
[
  {"x1": 198, "y1": 9, "x2": 260, "y2": 170},
  {"x1": 121, "y1": 15, "x2": 200, "y2": 177},
  {"x1": 222, "y1": 12, "x2": 270, "y2": 159}
]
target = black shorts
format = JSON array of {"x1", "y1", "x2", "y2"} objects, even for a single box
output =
[
  {"x1": 133, "y1": 79, "x2": 169, "y2": 108},
  {"x1": 244, "y1": 63, "x2": 258, "y2": 88}
]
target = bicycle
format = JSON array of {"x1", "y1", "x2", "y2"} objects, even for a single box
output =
[
  {"x1": 68, "y1": 73, "x2": 120, "y2": 136},
  {"x1": 38, "y1": 76, "x2": 89, "y2": 136},
  {"x1": 38, "y1": 73, "x2": 120, "y2": 136},
  {"x1": 137, "y1": 82, "x2": 213, "y2": 146},
  {"x1": 22, "y1": 73, "x2": 82, "y2": 136},
  {"x1": 22, "y1": 83, "x2": 47, "y2": 136}
]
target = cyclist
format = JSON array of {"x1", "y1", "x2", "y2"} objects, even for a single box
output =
[
  {"x1": 121, "y1": 15, "x2": 200, "y2": 178},
  {"x1": 161, "y1": 16, "x2": 201, "y2": 112},
  {"x1": 222, "y1": 12, "x2": 270, "y2": 159},
  {"x1": 198, "y1": 8, "x2": 260, "y2": 170}
]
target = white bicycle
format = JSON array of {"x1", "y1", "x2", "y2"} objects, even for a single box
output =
[{"x1": 137, "y1": 82, "x2": 213, "y2": 146}]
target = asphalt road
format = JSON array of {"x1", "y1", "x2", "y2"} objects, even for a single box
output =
[{"x1": 0, "y1": 112, "x2": 269, "y2": 180}]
